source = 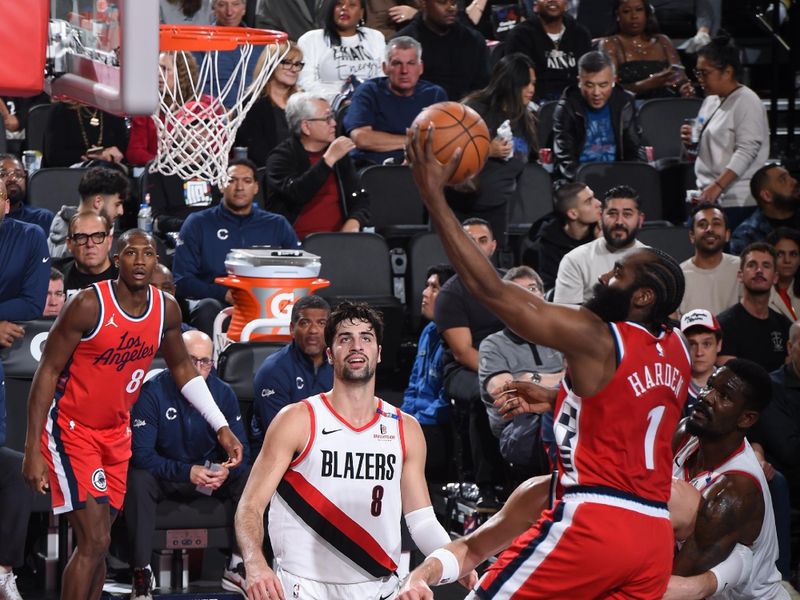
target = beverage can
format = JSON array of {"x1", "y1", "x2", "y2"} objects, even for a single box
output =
[
  {"x1": 644, "y1": 146, "x2": 654, "y2": 162},
  {"x1": 538, "y1": 148, "x2": 552, "y2": 164},
  {"x1": 22, "y1": 150, "x2": 42, "y2": 175}
]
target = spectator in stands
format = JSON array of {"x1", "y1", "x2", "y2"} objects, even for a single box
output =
[
  {"x1": 43, "y1": 269, "x2": 66, "y2": 318},
  {"x1": 0, "y1": 153, "x2": 53, "y2": 235},
  {"x1": 552, "y1": 51, "x2": 646, "y2": 182},
  {"x1": 151, "y1": 263, "x2": 177, "y2": 297},
  {"x1": 395, "y1": 0, "x2": 489, "y2": 102},
  {"x1": 0, "y1": 177, "x2": 48, "y2": 600},
  {"x1": 49, "y1": 166, "x2": 129, "y2": 260},
  {"x1": 434, "y1": 217, "x2": 505, "y2": 508},
  {"x1": 717, "y1": 242, "x2": 791, "y2": 373},
  {"x1": 366, "y1": 0, "x2": 418, "y2": 39},
  {"x1": 297, "y1": 0, "x2": 386, "y2": 101},
  {"x1": 462, "y1": 0, "x2": 523, "y2": 40},
  {"x1": 597, "y1": 0, "x2": 694, "y2": 99},
  {"x1": 478, "y1": 268, "x2": 562, "y2": 464},
  {"x1": 251, "y1": 296, "x2": 333, "y2": 453},
  {"x1": 256, "y1": 0, "x2": 323, "y2": 42},
  {"x1": 678, "y1": 202, "x2": 739, "y2": 315},
  {"x1": 521, "y1": 181, "x2": 600, "y2": 292},
  {"x1": 173, "y1": 158, "x2": 299, "y2": 337},
  {"x1": 504, "y1": 0, "x2": 592, "y2": 102},
  {"x1": 160, "y1": 0, "x2": 213, "y2": 24},
  {"x1": 402, "y1": 263, "x2": 455, "y2": 483},
  {"x1": 42, "y1": 101, "x2": 128, "y2": 168},
  {"x1": 553, "y1": 185, "x2": 646, "y2": 304},
  {"x1": 766, "y1": 227, "x2": 800, "y2": 322},
  {"x1": 730, "y1": 164, "x2": 800, "y2": 256},
  {"x1": 266, "y1": 93, "x2": 371, "y2": 239},
  {"x1": 126, "y1": 330, "x2": 250, "y2": 600},
  {"x1": 127, "y1": 50, "x2": 201, "y2": 167},
  {"x1": 680, "y1": 36, "x2": 769, "y2": 229},
  {"x1": 447, "y1": 53, "x2": 538, "y2": 250},
  {"x1": 679, "y1": 308, "x2": 722, "y2": 416},
  {"x1": 62, "y1": 213, "x2": 117, "y2": 298},
  {"x1": 234, "y1": 42, "x2": 303, "y2": 167},
  {"x1": 0, "y1": 97, "x2": 32, "y2": 156},
  {"x1": 343, "y1": 36, "x2": 447, "y2": 166}
]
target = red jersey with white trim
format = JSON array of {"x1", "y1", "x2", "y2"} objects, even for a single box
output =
[
  {"x1": 554, "y1": 321, "x2": 691, "y2": 502},
  {"x1": 268, "y1": 393, "x2": 405, "y2": 584},
  {"x1": 54, "y1": 280, "x2": 164, "y2": 429}
]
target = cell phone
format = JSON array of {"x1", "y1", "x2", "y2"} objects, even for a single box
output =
[
  {"x1": 670, "y1": 64, "x2": 686, "y2": 72},
  {"x1": 86, "y1": 145, "x2": 104, "y2": 155}
]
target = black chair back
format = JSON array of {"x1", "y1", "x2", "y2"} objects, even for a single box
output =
[
  {"x1": 26, "y1": 103, "x2": 52, "y2": 154},
  {"x1": 28, "y1": 167, "x2": 88, "y2": 213},
  {"x1": 638, "y1": 225, "x2": 694, "y2": 263},
  {"x1": 576, "y1": 162, "x2": 663, "y2": 221},
  {"x1": 359, "y1": 165, "x2": 428, "y2": 239},
  {"x1": 639, "y1": 97, "x2": 703, "y2": 160}
]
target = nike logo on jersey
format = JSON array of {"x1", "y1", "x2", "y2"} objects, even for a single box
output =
[
  {"x1": 379, "y1": 594, "x2": 392, "y2": 600},
  {"x1": 41, "y1": 256, "x2": 49, "y2": 263},
  {"x1": 322, "y1": 427, "x2": 342, "y2": 435}
]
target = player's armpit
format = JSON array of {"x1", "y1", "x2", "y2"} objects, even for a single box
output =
[{"x1": 672, "y1": 474, "x2": 763, "y2": 576}]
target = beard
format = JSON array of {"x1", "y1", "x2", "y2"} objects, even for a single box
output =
[
  {"x1": 338, "y1": 357, "x2": 376, "y2": 383},
  {"x1": 602, "y1": 224, "x2": 639, "y2": 249},
  {"x1": 584, "y1": 282, "x2": 635, "y2": 322},
  {"x1": 6, "y1": 183, "x2": 26, "y2": 206},
  {"x1": 773, "y1": 191, "x2": 800, "y2": 212}
]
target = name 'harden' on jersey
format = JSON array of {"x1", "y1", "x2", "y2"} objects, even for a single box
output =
[
  {"x1": 269, "y1": 393, "x2": 406, "y2": 584},
  {"x1": 555, "y1": 321, "x2": 692, "y2": 503},
  {"x1": 54, "y1": 280, "x2": 165, "y2": 430}
]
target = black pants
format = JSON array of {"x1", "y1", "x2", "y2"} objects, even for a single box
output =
[
  {"x1": 124, "y1": 466, "x2": 249, "y2": 568},
  {"x1": 444, "y1": 365, "x2": 504, "y2": 488},
  {"x1": 0, "y1": 447, "x2": 33, "y2": 567}
]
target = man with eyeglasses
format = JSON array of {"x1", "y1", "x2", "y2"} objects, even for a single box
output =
[
  {"x1": 0, "y1": 174, "x2": 49, "y2": 600},
  {"x1": 124, "y1": 329, "x2": 251, "y2": 599},
  {"x1": 0, "y1": 153, "x2": 54, "y2": 235},
  {"x1": 43, "y1": 269, "x2": 67, "y2": 318},
  {"x1": 62, "y1": 212, "x2": 117, "y2": 299},
  {"x1": 552, "y1": 50, "x2": 646, "y2": 181},
  {"x1": 266, "y1": 92, "x2": 371, "y2": 240}
]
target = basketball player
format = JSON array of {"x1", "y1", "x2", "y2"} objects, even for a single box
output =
[
  {"x1": 21, "y1": 229, "x2": 244, "y2": 600},
  {"x1": 235, "y1": 301, "x2": 476, "y2": 600},
  {"x1": 404, "y1": 128, "x2": 691, "y2": 597},
  {"x1": 666, "y1": 360, "x2": 789, "y2": 600}
]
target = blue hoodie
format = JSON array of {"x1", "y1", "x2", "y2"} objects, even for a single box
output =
[{"x1": 131, "y1": 369, "x2": 250, "y2": 482}]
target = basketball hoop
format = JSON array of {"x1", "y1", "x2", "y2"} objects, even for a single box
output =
[{"x1": 151, "y1": 25, "x2": 288, "y2": 187}]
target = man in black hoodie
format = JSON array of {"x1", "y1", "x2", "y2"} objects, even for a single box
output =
[
  {"x1": 521, "y1": 181, "x2": 600, "y2": 291},
  {"x1": 552, "y1": 50, "x2": 646, "y2": 181},
  {"x1": 504, "y1": 0, "x2": 592, "y2": 102}
]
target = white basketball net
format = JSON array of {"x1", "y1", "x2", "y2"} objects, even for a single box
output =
[{"x1": 149, "y1": 41, "x2": 288, "y2": 188}]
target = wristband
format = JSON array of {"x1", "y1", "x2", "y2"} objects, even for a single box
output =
[{"x1": 428, "y1": 548, "x2": 460, "y2": 586}]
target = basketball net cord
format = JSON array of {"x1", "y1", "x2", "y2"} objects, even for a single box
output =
[{"x1": 150, "y1": 43, "x2": 289, "y2": 188}]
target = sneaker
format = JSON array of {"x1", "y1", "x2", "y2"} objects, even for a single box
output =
[
  {"x1": 221, "y1": 562, "x2": 246, "y2": 597},
  {"x1": 130, "y1": 567, "x2": 154, "y2": 600},
  {"x1": 0, "y1": 572, "x2": 23, "y2": 600}
]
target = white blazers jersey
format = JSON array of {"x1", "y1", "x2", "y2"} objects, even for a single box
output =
[
  {"x1": 269, "y1": 393, "x2": 406, "y2": 584},
  {"x1": 674, "y1": 437, "x2": 788, "y2": 600}
]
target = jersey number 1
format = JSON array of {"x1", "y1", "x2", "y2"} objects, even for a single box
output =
[{"x1": 644, "y1": 406, "x2": 666, "y2": 470}]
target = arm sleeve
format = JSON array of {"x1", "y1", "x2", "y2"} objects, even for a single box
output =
[
  {"x1": 725, "y1": 95, "x2": 767, "y2": 177},
  {"x1": 552, "y1": 253, "x2": 585, "y2": 304},
  {"x1": 131, "y1": 385, "x2": 193, "y2": 482},
  {"x1": 172, "y1": 217, "x2": 229, "y2": 302},
  {"x1": 0, "y1": 229, "x2": 49, "y2": 320}
]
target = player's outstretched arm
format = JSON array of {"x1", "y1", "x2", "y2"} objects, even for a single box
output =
[
  {"x1": 405, "y1": 126, "x2": 612, "y2": 382},
  {"x1": 159, "y1": 297, "x2": 243, "y2": 467},
  {"x1": 235, "y1": 402, "x2": 310, "y2": 600},
  {"x1": 22, "y1": 290, "x2": 98, "y2": 493},
  {"x1": 398, "y1": 474, "x2": 553, "y2": 599}
]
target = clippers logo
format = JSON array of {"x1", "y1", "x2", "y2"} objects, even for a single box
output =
[
  {"x1": 92, "y1": 468, "x2": 108, "y2": 492},
  {"x1": 296, "y1": 377, "x2": 305, "y2": 390},
  {"x1": 166, "y1": 407, "x2": 178, "y2": 420},
  {"x1": 261, "y1": 388, "x2": 275, "y2": 398},
  {"x1": 133, "y1": 419, "x2": 147, "y2": 428},
  {"x1": 217, "y1": 228, "x2": 229, "y2": 240}
]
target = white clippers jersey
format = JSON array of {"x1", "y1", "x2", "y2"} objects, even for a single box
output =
[
  {"x1": 674, "y1": 437, "x2": 788, "y2": 600},
  {"x1": 268, "y1": 393, "x2": 405, "y2": 584}
]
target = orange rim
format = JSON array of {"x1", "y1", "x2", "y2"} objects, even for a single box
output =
[{"x1": 159, "y1": 25, "x2": 288, "y2": 52}]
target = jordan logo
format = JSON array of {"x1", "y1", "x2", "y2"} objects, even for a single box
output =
[{"x1": 105, "y1": 314, "x2": 119, "y2": 328}]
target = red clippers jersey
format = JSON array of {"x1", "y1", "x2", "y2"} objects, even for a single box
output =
[
  {"x1": 55, "y1": 280, "x2": 165, "y2": 429},
  {"x1": 554, "y1": 322, "x2": 691, "y2": 502}
]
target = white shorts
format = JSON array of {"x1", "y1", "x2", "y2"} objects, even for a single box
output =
[{"x1": 276, "y1": 566, "x2": 399, "y2": 600}]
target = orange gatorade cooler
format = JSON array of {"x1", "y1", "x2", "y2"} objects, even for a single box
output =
[{"x1": 215, "y1": 248, "x2": 329, "y2": 342}]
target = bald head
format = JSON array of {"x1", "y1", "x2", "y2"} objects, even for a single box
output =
[
  {"x1": 152, "y1": 263, "x2": 176, "y2": 296},
  {"x1": 183, "y1": 330, "x2": 213, "y2": 379}
]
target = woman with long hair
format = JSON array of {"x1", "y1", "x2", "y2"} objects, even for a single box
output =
[
  {"x1": 234, "y1": 41, "x2": 304, "y2": 166},
  {"x1": 448, "y1": 52, "x2": 539, "y2": 251},
  {"x1": 126, "y1": 50, "x2": 201, "y2": 166},
  {"x1": 159, "y1": 0, "x2": 213, "y2": 25},
  {"x1": 680, "y1": 35, "x2": 770, "y2": 228},
  {"x1": 767, "y1": 227, "x2": 800, "y2": 321},
  {"x1": 598, "y1": 0, "x2": 693, "y2": 99},
  {"x1": 297, "y1": 0, "x2": 385, "y2": 101}
]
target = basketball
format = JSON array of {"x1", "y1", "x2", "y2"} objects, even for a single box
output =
[{"x1": 412, "y1": 101, "x2": 491, "y2": 185}]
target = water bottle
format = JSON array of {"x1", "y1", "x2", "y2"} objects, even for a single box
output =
[
  {"x1": 496, "y1": 119, "x2": 513, "y2": 161},
  {"x1": 137, "y1": 193, "x2": 153, "y2": 233}
]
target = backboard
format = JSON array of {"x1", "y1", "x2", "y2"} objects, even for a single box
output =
[{"x1": 47, "y1": 0, "x2": 160, "y2": 116}]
